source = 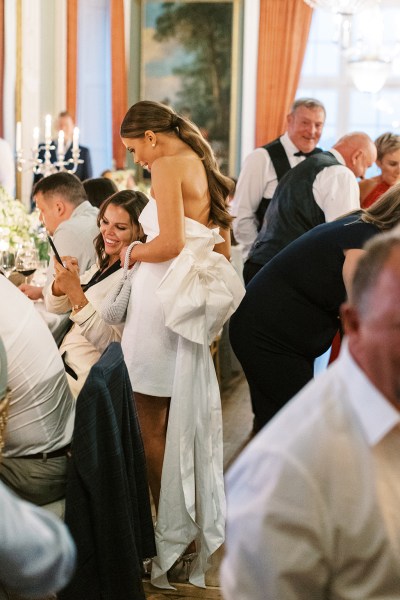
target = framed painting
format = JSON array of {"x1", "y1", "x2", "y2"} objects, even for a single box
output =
[{"x1": 141, "y1": 0, "x2": 242, "y2": 176}]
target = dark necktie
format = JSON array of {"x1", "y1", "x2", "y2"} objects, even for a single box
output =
[{"x1": 294, "y1": 148, "x2": 321, "y2": 157}]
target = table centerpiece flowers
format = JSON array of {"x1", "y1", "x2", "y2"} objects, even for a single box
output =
[{"x1": 0, "y1": 185, "x2": 48, "y2": 260}]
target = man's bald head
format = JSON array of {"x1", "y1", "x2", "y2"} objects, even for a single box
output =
[{"x1": 333, "y1": 132, "x2": 377, "y2": 179}]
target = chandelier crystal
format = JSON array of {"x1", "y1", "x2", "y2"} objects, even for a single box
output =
[
  {"x1": 303, "y1": 0, "x2": 380, "y2": 48},
  {"x1": 303, "y1": 0, "x2": 378, "y2": 12},
  {"x1": 346, "y1": 58, "x2": 391, "y2": 93}
]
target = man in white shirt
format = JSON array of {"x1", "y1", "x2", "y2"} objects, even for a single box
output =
[
  {"x1": 231, "y1": 98, "x2": 326, "y2": 260},
  {"x1": 0, "y1": 480, "x2": 76, "y2": 597},
  {"x1": 0, "y1": 275, "x2": 75, "y2": 505},
  {"x1": 20, "y1": 171, "x2": 99, "y2": 301},
  {"x1": 221, "y1": 231, "x2": 400, "y2": 599},
  {"x1": 244, "y1": 132, "x2": 376, "y2": 283}
]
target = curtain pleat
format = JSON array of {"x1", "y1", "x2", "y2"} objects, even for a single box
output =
[
  {"x1": 256, "y1": 0, "x2": 313, "y2": 147},
  {"x1": 111, "y1": 0, "x2": 127, "y2": 169},
  {"x1": 67, "y1": 0, "x2": 78, "y2": 120}
]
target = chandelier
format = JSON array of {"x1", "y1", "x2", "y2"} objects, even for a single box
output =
[
  {"x1": 343, "y1": 5, "x2": 399, "y2": 93},
  {"x1": 346, "y1": 57, "x2": 391, "y2": 93},
  {"x1": 304, "y1": 0, "x2": 399, "y2": 93},
  {"x1": 303, "y1": 0, "x2": 380, "y2": 48}
]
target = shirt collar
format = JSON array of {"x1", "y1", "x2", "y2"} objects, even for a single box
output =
[
  {"x1": 328, "y1": 148, "x2": 345, "y2": 165},
  {"x1": 337, "y1": 340, "x2": 400, "y2": 446},
  {"x1": 281, "y1": 132, "x2": 299, "y2": 156}
]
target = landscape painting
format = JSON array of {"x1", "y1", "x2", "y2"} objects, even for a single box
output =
[{"x1": 141, "y1": 1, "x2": 235, "y2": 174}]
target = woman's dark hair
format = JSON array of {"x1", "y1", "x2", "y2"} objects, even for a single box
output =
[
  {"x1": 120, "y1": 100, "x2": 233, "y2": 229},
  {"x1": 83, "y1": 177, "x2": 118, "y2": 208},
  {"x1": 94, "y1": 189, "x2": 148, "y2": 271}
]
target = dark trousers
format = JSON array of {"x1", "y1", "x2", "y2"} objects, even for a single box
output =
[
  {"x1": 229, "y1": 312, "x2": 314, "y2": 431},
  {"x1": 243, "y1": 261, "x2": 263, "y2": 286}
]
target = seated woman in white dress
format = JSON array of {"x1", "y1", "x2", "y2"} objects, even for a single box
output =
[
  {"x1": 44, "y1": 189, "x2": 148, "y2": 398},
  {"x1": 119, "y1": 100, "x2": 245, "y2": 588}
]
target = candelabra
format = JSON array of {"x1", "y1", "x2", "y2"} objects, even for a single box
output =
[{"x1": 16, "y1": 115, "x2": 84, "y2": 177}]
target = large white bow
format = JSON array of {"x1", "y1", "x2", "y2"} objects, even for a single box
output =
[{"x1": 156, "y1": 244, "x2": 245, "y2": 345}]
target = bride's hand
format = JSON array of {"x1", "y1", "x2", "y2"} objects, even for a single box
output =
[{"x1": 120, "y1": 245, "x2": 136, "y2": 269}]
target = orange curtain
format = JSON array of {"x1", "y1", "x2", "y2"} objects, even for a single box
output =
[
  {"x1": 110, "y1": 0, "x2": 127, "y2": 169},
  {"x1": 0, "y1": 0, "x2": 4, "y2": 137},
  {"x1": 67, "y1": 0, "x2": 78, "y2": 120},
  {"x1": 255, "y1": 0, "x2": 313, "y2": 147}
]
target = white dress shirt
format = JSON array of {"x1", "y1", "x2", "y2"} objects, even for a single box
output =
[
  {"x1": 221, "y1": 341, "x2": 400, "y2": 600},
  {"x1": 0, "y1": 481, "x2": 76, "y2": 596},
  {"x1": 231, "y1": 132, "x2": 306, "y2": 259},
  {"x1": 313, "y1": 148, "x2": 360, "y2": 221},
  {"x1": 0, "y1": 276, "x2": 74, "y2": 456},
  {"x1": 43, "y1": 200, "x2": 99, "y2": 293}
]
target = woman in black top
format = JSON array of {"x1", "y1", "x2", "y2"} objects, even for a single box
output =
[{"x1": 229, "y1": 184, "x2": 400, "y2": 430}]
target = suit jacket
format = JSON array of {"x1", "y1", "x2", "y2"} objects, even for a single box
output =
[
  {"x1": 59, "y1": 342, "x2": 155, "y2": 600},
  {"x1": 33, "y1": 142, "x2": 93, "y2": 185}
]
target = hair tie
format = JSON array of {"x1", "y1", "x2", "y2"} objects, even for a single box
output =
[{"x1": 172, "y1": 114, "x2": 180, "y2": 128}]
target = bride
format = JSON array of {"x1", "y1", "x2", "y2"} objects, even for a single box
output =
[{"x1": 119, "y1": 100, "x2": 244, "y2": 588}]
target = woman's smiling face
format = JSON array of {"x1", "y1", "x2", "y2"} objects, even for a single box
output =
[{"x1": 100, "y1": 203, "x2": 138, "y2": 258}]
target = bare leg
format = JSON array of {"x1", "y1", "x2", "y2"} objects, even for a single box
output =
[{"x1": 134, "y1": 391, "x2": 170, "y2": 512}]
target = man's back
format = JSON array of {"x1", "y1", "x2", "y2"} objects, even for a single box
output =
[
  {"x1": 221, "y1": 343, "x2": 400, "y2": 599},
  {"x1": 249, "y1": 152, "x2": 340, "y2": 266},
  {"x1": 245, "y1": 150, "x2": 360, "y2": 276},
  {"x1": 45, "y1": 200, "x2": 99, "y2": 288},
  {"x1": 0, "y1": 276, "x2": 74, "y2": 456}
]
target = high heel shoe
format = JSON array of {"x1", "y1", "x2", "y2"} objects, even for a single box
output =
[
  {"x1": 181, "y1": 552, "x2": 197, "y2": 582},
  {"x1": 142, "y1": 557, "x2": 152, "y2": 579},
  {"x1": 168, "y1": 551, "x2": 198, "y2": 583}
]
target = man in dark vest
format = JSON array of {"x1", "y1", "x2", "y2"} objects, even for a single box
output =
[
  {"x1": 231, "y1": 98, "x2": 326, "y2": 261},
  {"x1": 243, "y1": 132, "x2": 377, "y2": 284}
]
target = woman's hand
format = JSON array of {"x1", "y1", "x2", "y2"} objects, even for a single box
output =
[{"x1": 52, "y1": 256, "x2": 82, "y2": 299}]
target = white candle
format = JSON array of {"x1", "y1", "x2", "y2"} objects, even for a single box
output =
[
  {"x1": 16, "y1": 122, "x2": 22, "y2": 152},
  {"x1": 32, "y1": 127, "x2": 39, "y2": 151},
  {"x1": 72, "y1": 127, "x2": 79, "y2": 152},
  {"x1": 57, "y1": 130, "x2": 65, "y2": 156},
  {"x1": 45, "y1": 114, "x2": 52, "y2": 143}
]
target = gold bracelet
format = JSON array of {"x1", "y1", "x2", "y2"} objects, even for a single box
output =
[{"x1": 72, "y1": 300, "x2": 88, "y2": 312}]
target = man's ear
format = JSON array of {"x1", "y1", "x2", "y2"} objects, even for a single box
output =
[
  {"x1": 351, "y1": 149, "x2": 362, "y2": 166},
  {"x1": 340, "y1": 302, "x2": 360, "y2": 336},
  {"x1": 55, "y1": 199, "x2": 66, "y2": 217}
]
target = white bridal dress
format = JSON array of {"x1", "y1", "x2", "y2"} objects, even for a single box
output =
[{"x1": 121, "y1": 196, "x2": 245, "y2": 588}]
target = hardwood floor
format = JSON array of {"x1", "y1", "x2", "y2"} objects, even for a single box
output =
[{"x1": 143, "y1": 369, "x2": 253, "y2": 600}]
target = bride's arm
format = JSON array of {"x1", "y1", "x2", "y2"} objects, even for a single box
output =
[
  {"x1": 128, "y1": 158, "x2": 186, "y2": 264},
  {"x1": 213, "y1": 227, "x2": 231, "y2": 260}
]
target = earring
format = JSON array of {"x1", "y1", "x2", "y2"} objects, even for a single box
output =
[{"x1": 152, "y1": 143, "x2": 155, "y2": 148}]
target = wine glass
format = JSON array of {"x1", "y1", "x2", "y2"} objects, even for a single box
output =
[
  {"x1": 0, "y1": 251, "x2": 15, "y2": 278},
  {"x1": 15, "y1": 247, "x2": 40, "y2": 285}
]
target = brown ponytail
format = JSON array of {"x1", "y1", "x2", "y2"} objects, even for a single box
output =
[{"x1": 120, "y1": 101, "x2": 233, "y2": 229}]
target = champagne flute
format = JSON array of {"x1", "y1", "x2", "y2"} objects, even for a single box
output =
[
  {"x1": 15, "y1": 247, "x2": 40, "y2": 285},
  {"x1": 0, "y1": 251, "x2": 15, "y2": 278}
]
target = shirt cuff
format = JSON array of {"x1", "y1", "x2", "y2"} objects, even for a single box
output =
[{"x1": 70, "y1": 302, "x2": 96, "y2": 324}]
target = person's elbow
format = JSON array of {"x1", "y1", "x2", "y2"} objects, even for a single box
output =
[{"x1": 165, "y1": 237, "x2": 185, "y2": 259}]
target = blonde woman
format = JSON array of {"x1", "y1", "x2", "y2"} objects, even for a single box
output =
[{"x1": 360, "y1": 132, "x2": 400, "y2": 208}]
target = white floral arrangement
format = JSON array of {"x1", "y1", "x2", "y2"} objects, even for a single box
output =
[{"x1": 0, "y1": 186, "x2": 49, "y2": 259}]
